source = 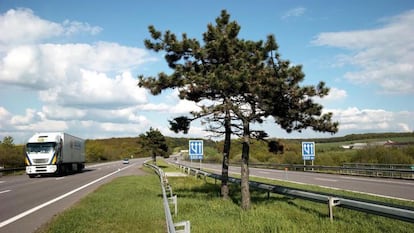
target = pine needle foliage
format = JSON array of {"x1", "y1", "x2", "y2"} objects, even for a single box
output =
[{"x1": 138, "y1": 10, "x2": 338, "y2": 209}]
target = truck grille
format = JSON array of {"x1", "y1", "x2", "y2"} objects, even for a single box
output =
[
  {"x1": 34, "y1": 166, "x2": 47, "y2": 172},
  {"x1": 33, "y1": 159, "x2": 48, "y2": 164}
]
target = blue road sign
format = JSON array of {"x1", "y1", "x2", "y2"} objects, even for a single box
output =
[
  {"x1": 302, "y1": 142, "x2": 315, "y2": 161},
  {"x1": 189, "y1": 140, "x2": 203, "y2": 160}
]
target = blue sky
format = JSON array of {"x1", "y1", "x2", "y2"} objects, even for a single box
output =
[{"x1": 1, "y1": 0, "x2": 413, "y2": 143}]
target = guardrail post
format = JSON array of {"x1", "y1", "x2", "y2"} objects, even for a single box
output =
[
  {"x1": 174, "y1": 220, "x2": 190, "y2": 233},
  {"x1": 166, "y1": 184, "x2": 173, "y2": 198},
  {"x1": 169, "y1": 195, "x2": 178, "y2": 216},
  {"x1": 175, "y1": 162, "x2": 414, "y2": 223},
  {"x1": 328, "y1": 197, "x2": 340, "y2": 222}
]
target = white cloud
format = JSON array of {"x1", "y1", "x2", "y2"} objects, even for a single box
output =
[
  {"x1": 0, "y1": 43, "x2": 154, "y2": 89},
  {"x1": 8, "y1": 108, "x2": 69, "y2": 132},
  {"x1": 282, "y1": 7, "x2": 306, "y2": 19},
  {"x1": 11, "y1": 108, "x2": 38, "y2": 125},
  {"x1": 62, "y1": 20, "x2": 102, "y2": 36},
  {"x1": 140, "y1": 90, "x2": 201, "y2": 114},
  {"x1": 312, "y1": 10, "x2": 414, "y2": 94},
  {"x1": 0, "y1": 8, "x2": 162, "y2": 143},
  {"x1": 0, "y1": 107, "x2": 12, "y2": 128},
  {"x1": 140, "y1": 103, "x2": 170, "y2": 112},
  {"x1": 1, "y1": 43, "x2": 152, "y2": 109},
  {"x1": 41, "y1": 104, "x2": 148, "y2": 124},
  {"x1": 0, "y1": 45, "x2": 42, "y2": 87},
  {"x1": 41, "y1": 105, "x2": 87, "y2": 120},
  {"x1": 327, "y1": 88, "x2": 347, "y2": 100},
  {"x1": 314, "y1": 87, "x2": 347, "y2": 105},
  {"x1": 41, "y1": 70, "x2": 148, "y2": 108},
  {"x1": 0, "y1": 8, "x2": 62, "y2": 45},
  {"x1": 169, "y1": 99, "x2": 200, "y2": 114},
  {"x1": 398, "y1": 123, "x2": 411, "y2": 132},
  {"x1": 329, "y1": 107, "x2": 413, "y2": 132},
  {"x1": 0, "y1": 8, "x2": 101, "y2": 47}
]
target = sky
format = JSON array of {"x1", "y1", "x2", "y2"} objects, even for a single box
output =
[{"x1": 0, "y1": 0, "x2": 413, "y2": 144}]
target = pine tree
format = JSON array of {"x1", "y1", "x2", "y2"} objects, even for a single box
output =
[
  {"x1": 138, "y1": 128, "x2": 169, "y2": 164},
  {"x1": 138, "y1": 10, "x2": 338, "y2": 209}
]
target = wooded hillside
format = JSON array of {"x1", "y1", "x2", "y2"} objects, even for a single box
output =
[{"x1": 1, "y1": 132, "x2": 413, "y2": 168}]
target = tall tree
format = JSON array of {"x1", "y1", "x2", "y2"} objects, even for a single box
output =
[
  {"x1": 138, "y1": 10, "x2": 338, "y2": 209},
  {"x1": 1, "y1": 136, "x2": 14, "y2": 148},
  {"x1": 138, "y1": 128, "x2": 169, "y2": 164},
  {"x1": 139, "y1": 11, "x2": 243, "y2": 198}
]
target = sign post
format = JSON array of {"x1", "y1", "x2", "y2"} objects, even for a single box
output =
[
  {"x1": 302, "y1": 142, "x2": 315, "y2": 171},
  {"x1": 189, "y1": 140, "x2": 203, "y2": 169}
]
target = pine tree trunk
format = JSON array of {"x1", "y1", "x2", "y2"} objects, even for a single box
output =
[
  {"x1": 221, "y1": 109, "x2": 231, "y2": 199},
  {"x1": 152, "y1": 152, "x2": 156, "y2": 164},
  {"x1": 241, "y1": 120, "x2": 250, "y2": 210}
]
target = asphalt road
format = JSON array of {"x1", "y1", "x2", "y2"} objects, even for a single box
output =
[
  {"x1": 173, "y1": 159, "x2": 414, "y2": 201},
  {"x1": 2, "y1": 157, "x2": 413, "y2": 233},
  {"x1": 0, "y1": 158, "x2": 148, "y2": 233}
]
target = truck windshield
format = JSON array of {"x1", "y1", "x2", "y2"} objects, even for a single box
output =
[{"x1": 26, "y1": 142, "x2": 56, "y2": 153}]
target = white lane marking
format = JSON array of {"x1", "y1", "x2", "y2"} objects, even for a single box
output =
[
  {"x1": 0, "y1": 181, "x2": 5, "y2": 184},
  {"x1": 340, "y1": 176, "x2": 414, "y2": 186},
  {"x1": 252, "y1": 168, "x2": 285, "y2": 174},
  {"x1": 257, "y1": 170, "x2": 273, "y2": 175},
  {"x1": 0, "y1": 190, "x2": 11, "y2": 194},
  {"x1": 0, "y1": 165, "x2": 132, "y2": 228},
  {"x1": 315, "y1": 178, "x2": 338, "y2": 182},
  {"x1": 55, "y1": 177, "x2": 65, "y2": 181}
]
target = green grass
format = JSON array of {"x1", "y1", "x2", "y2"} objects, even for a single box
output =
[
  {"x1": 36, "y1": 174, "x2": 166, "y2": 233},
  {"x1": 169, "y1": 176, "x2": 414, "y2": 233},
  {"x1": 36, "y1": 163, "x2": 414, "y2": 233}
]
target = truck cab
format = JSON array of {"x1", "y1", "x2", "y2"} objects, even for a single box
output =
[{"x1": 25, "y1": 132, "x2": 85, "y2": 177}]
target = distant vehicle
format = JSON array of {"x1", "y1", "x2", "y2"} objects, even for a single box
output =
[
  {"x1": 122, "y1": 158, "x2": 130, "y2": 164},
  {"x1": 25, "y1": 132, "x2": 85, "y2": 178}
]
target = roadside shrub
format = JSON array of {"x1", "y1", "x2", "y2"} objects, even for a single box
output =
[{"x1": 351, "y1": 147, "x2": 414, "y2": 164}]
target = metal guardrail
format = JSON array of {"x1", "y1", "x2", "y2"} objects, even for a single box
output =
[
  {"x1": 144, "y1": 162, "x2": 190, "y2": 233},
  {"x1": 5, "y1": 162, "x2": 411, "y2": 178},
  {"x1": 175, "y1": 163, "x2": 414, "y2": 223},
  {"x1": 233, "y1": 163, "x2": 414, "y2": 179},
  {"x1": 0, "y1": 167, "x2": 25, "y2": 176}
]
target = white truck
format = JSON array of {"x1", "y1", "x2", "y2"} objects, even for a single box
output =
[{"x1": 25, "y1": 132, "x2": 85, "y2": 177}]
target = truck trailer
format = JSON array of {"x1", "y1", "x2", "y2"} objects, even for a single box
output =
[{"x1": 25, "y1": 132, "x2": 85, "y2": 177}]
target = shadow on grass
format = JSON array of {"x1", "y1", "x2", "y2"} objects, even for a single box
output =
[
  {"x1": 157, "y1": 165, "x2": 169, "y2": 169},
  {"x1": 165, "y1": 177, "x2": 335, "y2": 220},
  {"x1": 160, "y1": 179, "x2": 222, "y2": 199}
]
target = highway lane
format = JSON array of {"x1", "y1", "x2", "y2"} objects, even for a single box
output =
[
  {"x1": 0, "y1": 158, "x2": 148, "y2": 233},
  {"x1": 173, "y1": 160, "x2": 414, "y2": 201}
]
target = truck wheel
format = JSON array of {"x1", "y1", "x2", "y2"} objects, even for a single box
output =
[
  {"x1": 57, "y1": 164, "x2": 65, "y2": 176},
  {"x1": 77, "y1": 163, "x2": 84, "y2": 173},
  {"x1": 28, "y1": 174, "x2": 36, "y2": 178}
]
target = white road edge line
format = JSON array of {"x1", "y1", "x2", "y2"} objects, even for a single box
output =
[
  {"x1": 314, "y1": 178, "x2": 338, "y2": 182},
  {"x1": 0, "y1": 190, "x2": 11, "y2": 194},
  {"x1": 0, "y1": 165, "x2": 132, "y2": 228}
]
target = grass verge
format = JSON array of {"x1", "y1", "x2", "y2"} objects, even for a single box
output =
[
  {"x1": 36, "y1": 161, "x2": 414, "y2": 233},
  {"x1": 36, "y1": 174, "x2": 165, "y2": 233},
  {"x1": 169, "y1": 176, "x2": 414, "y2": 233}
]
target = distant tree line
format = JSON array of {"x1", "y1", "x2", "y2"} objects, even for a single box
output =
[
  {"x1": 0, "y1": 136, "x2": 25, "y2": 168},
  {"x1": 310, "y1": 132, "x2": 414, "y2": 143},
  {"x1": 1, "y1": 133, "x2": 413, "y2": 169}
]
